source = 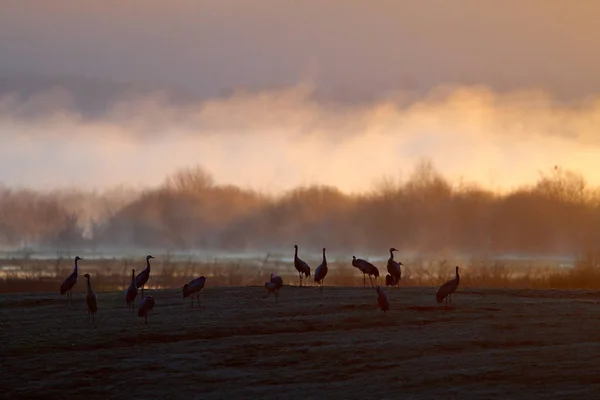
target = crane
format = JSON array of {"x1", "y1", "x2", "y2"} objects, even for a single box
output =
[
  {"x1": 183, "y1": 276, "x2": 207, "y2": 308},
  {"x1": 376, "y1": 285, "x2": 390, "y2": 316},
  {"x1": 135, "y1": 255, "x2": 154, "y2": 297},
  {"x1": 352, "y1": 256, "x2": 380, "y2": 288},
  {"x1": 386, "y1": 247, "x2": 402, "y2": 288},
  {"x1": 59, "y1": 256, "x2": 81, "y2": 305},
  {"x1": 125, "y1": 268, "x2": 138, "y2": 312},
  {"x1": 293, "y1": 245, "x2": 311, "y2": 287},
  {"x1": 385, "y1": 274, "x2": 398, "y2": 287},
  {"x1": 270, "y1": 273, "x2": 284, "y2": 289},
  {"x1": 264, "y1": 281, "x2": 279, "y2": 299},
  {"x1": 83, "y1": 273, "x2": 98, "y2": 322},
  {"x1": 314, "y1": 247, "x2": 328, "y2": 291},
  {"x1": 436, "y1": 266, "x2": 460, "y2": 309},
  {"x1": 264, "y1": 273, "x2": 284, "y2": 301},
  {"x1": 138, "y1": 296, "x2": 155, "y2": 325}
]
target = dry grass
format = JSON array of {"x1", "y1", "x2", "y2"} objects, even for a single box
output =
[
  {"x1": 3, "y1": 253, "x2": 600, "y2": 293},
  {"x1": 3, "y1": 285, "x2": 600, "y2": 399}
]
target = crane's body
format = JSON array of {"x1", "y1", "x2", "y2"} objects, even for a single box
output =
[
  {"x1": 183, "y1": 276, "x2": 207, "y2": 308},
  {"x1": 84, "y1": 273, "x2": 98, "y2": 322},
  {"x1": 386, "y1": 248, "x2": 402, "y2": 288},
  {"x1": 138, "y1": 296, "x2": 155, "y2": 325},
  {"x1": 264, "y1": 273, "x2": 284, "y2": 300},
  {"x1": 270, "y1": 273, "x2": 284, "y2": 288},
  {"x1": 293, "y1": 245, "x2": 311, "y2": 287},
  {"x1": 60, "y1": 256, "x2": 81, "y2": 305},
  {"x1": 135, "y1": 255, "x2": 154, "y2": 297},
  {"x1": 376, "y1": 285, "x2": 390, "y2": 315},
  {"x1": 314, "y1": 248, "x2": 328, "y2": 291},
  {"x1": 352, "y1": 256, "x2": 380, "y2": 288},
  {"x1": 385, "y1": 274, "x2": 398, "y2": 287},
  {"x1": 436, "y1": 266, "x2": 460, "y2": 308},
  {"x1": 125, "y1": 268, "x2": 138, "y2": 312}
]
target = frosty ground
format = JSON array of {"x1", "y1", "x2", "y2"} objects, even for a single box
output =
[{"x1": 3, "y1": 285, "x2": 600, "y2": 399}]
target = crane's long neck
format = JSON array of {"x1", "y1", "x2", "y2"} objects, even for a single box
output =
[
  {"x1": 74, "y1": 259, "x2": 79, "y2": 275},
  {"x1": 131, "y1": 269, "x2": 135, "y2": 285},
  {"x1": 322, "y1": 249, "x2": 327, "y2": 266},
  {"x1": 389, "y1": 250, "x2": 394, "y2": 261},
  {"x1": 86, "y1": 277, "x2": 93, "y2": 293},
  {"x1": 145, "y1": 258, "x2": 151, "y2": 272},
  {"x1": 455, "y1": 268, "x2": 460, "y2": 284}
]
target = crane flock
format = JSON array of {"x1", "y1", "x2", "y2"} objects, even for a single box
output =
[{"x1": 58, "y1": 245, "x2": 461, "y2": 323}]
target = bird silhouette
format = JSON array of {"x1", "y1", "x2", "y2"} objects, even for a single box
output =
[
  {"x1": 293, "y1": 245, "x2": 311, "y2": 287},
  {"x1": 125, "y1": 268, "x2": 138, "y2": 312},
  {"x1": 386, "y1": 247, "x2": 402, "y2": 288},
  {"x1": 183, "y1": 276, "x2": 207, "y2": 308},
  {"x1": 83, "y1": 273, "x2": 98, "y2": 322},
  {"x1": 436, "y1": 266, "x2": 460, "y2": 309},
  {"x1": 314, "y1": 248, "x2": 328, "y2": 291},
  {"x1": 135, "y1": 255, "x2": 154, "y2": 297},
  {"x1": 352, "y1": 256, "x2": 380, "y2": 288},
  {"x1": 138, "y1": 296, "x2": 155, "y2": 325},
  {"x1": 376, "y1": 285, "x2": 390, "y2": 316},
  {"x1": 60, "y1": 256, "x2": 81, "y2": 305},
  {"x1": 385, "y1": 274, "x2": 398, "y2": 287},
  {"x1": 264, "y1": 273, "x2": 284, "y2": 301}
]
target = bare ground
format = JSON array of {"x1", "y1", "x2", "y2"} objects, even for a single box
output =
[{"x1": 3, "y1": 285, "x2": 600, "y2": 399}]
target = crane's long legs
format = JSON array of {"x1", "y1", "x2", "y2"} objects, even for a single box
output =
[
  {"x1": 369, "y1": 275, "x2": 374, "y2": 288},
  {"x1": 363, "y1": 274, "x2": 366, "y2": 288}
]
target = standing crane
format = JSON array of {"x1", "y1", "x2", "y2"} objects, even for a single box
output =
[
  {"x1": 125, "y1": 268, "x2": 138, "y2": 312},
  {"x1": 138, "y1": 296, "x2": 155, "y2": 325},
  {"x1": 293, "y1": 245, "x2": 311, "y2": 287},
  {"x1": 264, "y1": 273, "x2": 284, "y2": 301},
  {"x1": 376, "y1": 285, "x2": 390, "y2": 315},
  {"x1": 60, "y1": 256, "x2": 81, "y2": 305},
  {"x1": 436, "y1": 266, "x2": 460, "y2": 309},
  {"x1": 83, "y1": 273, "x2": 98, "y2": 322},
  {"x1": 270, "y1": 273, "x2": 284, "y2": 288},
  {"x1": 386, "y1": 248, "x2": 403, "y2": 288},
  {"x1": 135, "y1": 255, "x2": 154, "y2": 297},
  {"x1": 183, "y1": 276, "x2": 207, "y2": 308},
  {"x1": 385, "y1": 274, "x2": 398, "y2": 287},
  {"x1": 313, "y1": 247, "x2": 328, "y2": 291},
  {"x1": 352, "y1": 256, "x2": 380, "y2": 288}
]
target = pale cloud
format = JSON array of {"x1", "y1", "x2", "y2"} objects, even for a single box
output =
[{"x1": 1, "y1": 84, "x2": 600, "y2": 193}]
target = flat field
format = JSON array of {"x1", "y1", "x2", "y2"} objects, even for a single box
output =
[{"x1": 3, "y1": 285, "x2": 600, "y2": 399}]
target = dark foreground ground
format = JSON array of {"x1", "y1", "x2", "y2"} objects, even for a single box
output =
[{"x1": 3, "y1": 285, "x2": 600, "y2": 399}]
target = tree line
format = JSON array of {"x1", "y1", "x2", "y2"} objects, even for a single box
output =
[{"x1": 1, "y1": 161, "x2": 598, "y2": 256}]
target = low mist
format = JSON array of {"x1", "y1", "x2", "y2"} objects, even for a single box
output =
[{"x1": 1, "y1": 83, "x2": 600, "y2": 257}]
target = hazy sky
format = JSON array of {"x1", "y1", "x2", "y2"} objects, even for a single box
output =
[{"x1": 1, "y1": 0, "x2": 599, "y2": 192}]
